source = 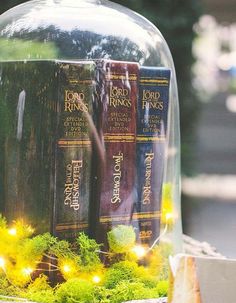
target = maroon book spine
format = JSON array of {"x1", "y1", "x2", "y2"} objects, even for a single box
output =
[{"x1": 97, "y1": 60, "x2": 139, "y2": 243}]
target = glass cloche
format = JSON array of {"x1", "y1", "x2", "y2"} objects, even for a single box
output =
[{"x1": 0, "y1": 0, "x2": 182, "y2": 301}]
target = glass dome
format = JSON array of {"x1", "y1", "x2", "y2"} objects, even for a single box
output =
[{"x1": 0, "y1": 0, "x2": 182, "y2": 301}]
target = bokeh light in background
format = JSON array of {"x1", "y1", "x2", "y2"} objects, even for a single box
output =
[{"x1": 192, "y1": 15, "x2": 236, "y2": 102}]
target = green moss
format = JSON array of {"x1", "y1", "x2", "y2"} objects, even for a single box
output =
[
  {"x1": 55, "y1": 278, "x2": 95, "y2": 303},
  {"x1": 0, "y1": 217, "x2": 170, "y2": 302},
  {"x1": 27, "y1": 274, "x2": 53, "y2": 292},
  {"x1": 76, "y1": 233, "x2": 102, "y2": 271},
  {"x1": 0, "y1": 277, "x2": 19, "y2": 297},
  {"x1": 21, "y1": 275, "x2": 54, "y2": 303},
  {"x1": 104, "y1": 260, "x2": 144, "y2": 289},
  {"x1": 26, "y1": 290, "x2": 55, "y2": 303},
  {"x1": 139, "y1": 276, "x2": 159, "y2": 289},
  {"x1": 107, "y1": 225, "x2": 136, "y2": 254},
  {"x1": 93, "y1": 286, "x2": 112, "y2": 303},
  {"x1": 48, "y1": 236, "x2": 81, "y2": 269},
  {"x1": 19, "y1": 234, "x2": 50, "y2": 263},
  {"x1": 156, "y1": 280, "x2": 169, "y2": 297},
  {"x1": 49, "y1": 237, "x2": 77, "y2": 260},
  {"x1": 109, "y1": 281, "x2": 158, "y2": 303}
]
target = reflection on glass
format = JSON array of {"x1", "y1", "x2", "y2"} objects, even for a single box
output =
[{"x1": 0, "y1": 0, "x2": 181, "y2": 300}]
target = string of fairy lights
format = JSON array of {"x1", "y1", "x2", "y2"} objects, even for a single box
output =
[{"x1": 0, "y1": 211, "x2": 175, "y2": 287}]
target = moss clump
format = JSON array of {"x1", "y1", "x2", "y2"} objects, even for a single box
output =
[
  {"x1": 0, "y1": 215, "x2": 170, "y2": 303},
  {"x1": 55, "y1": 278, "x2": 95, "y2": 303},
  {"x1": 156, "y1": 280, "x2": 169, "y2": 297},
  {"x1": 19, "y1": 234, "x2": 50, "y2": 265},
  {"x1": 107, "y1": 225, "x2": 136, "y2": 254},
  {"x1": 93, "y1": 286, "x2": 112, "y2": 303},
  {"x1": 104, "y1": 260, "x2": 145, "y2": 289},
  {"x1": 48, "y1": 236, "x2": 79, "y2": 262},
  {"x1": 109, "y1": 281, "x2": 158, "y2": 303},
  {"x1": 24, "y1": 275, "x2": 55, "y2": 303},
  {"x1": 0, "y1": 277, "x2": 19, "y2": 297},
  {"x1": 76, "y1": 232, "x2": 102, "y2": 272}
]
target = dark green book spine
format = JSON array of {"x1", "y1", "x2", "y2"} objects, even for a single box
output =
[
  {"x1": 136, "y1": 67, "x2": 171, "y2": 246},
  {"x1": 53, "y1": 61, "x2": 95, "y2": 241},
  {"x1": 0, "y1": 60, "x2": 57, "y2": 233}
]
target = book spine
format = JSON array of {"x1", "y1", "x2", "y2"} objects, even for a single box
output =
[
  {"x1": 0, "y1": 61, "x2": 26, "y2": 223},
  {"x1": 0, "y1": 61, "x2": 57, "y2": 234},
  {"x1": 97, "y1": 60, "x2": 139, "y2": 243},
  {"x1": 136, "y1": 67, "x2": 171, "y2": 246},
  {"x1": 54, "y1": 61, "x2": 95, "y2": 241}
]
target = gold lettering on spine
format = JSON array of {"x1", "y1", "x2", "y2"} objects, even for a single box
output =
[
  {"x1": 64, "y1": 160, "x2": 83, "y2": 211},
  {"x1": 111, "y1": 152, "x2": 124, "y2": 204},
  {"x1": 64, "y1": 90, "x2": 88, "y2": 112},
  {"x1": 109, "y1": 86, "x2": 132, "y2": 108},
  {"x1": 142, "y1": 153, "x2": 154, "y2": 205},
  {"x1": 142, "y1": 89, "x2": 164, "y2": 110}
]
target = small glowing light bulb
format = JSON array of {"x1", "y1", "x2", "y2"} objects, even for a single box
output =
[
  {"x1": 27, "y1": 226, "x2": 35, "y2": 233},
  {"x1": 22, "y1": 267, "x2": 33, "y2": 276},
  {"x1": 62, "y1": 265, "x2": 71, "y2": 273},
  {"x1": 8, "y1": 228, "x2": 17, "y2": 236},
  {"x1": 132, "y1": 245, "x2": 146, "y2": 258},
  {"x1": 165, "y1": 212, "x2": 174, "y2": 221},
  {"x1": 92, "y1": 275, "x2": 101, "y2": 284},
  {"x1": 0, "y1": 257, "x2": 5, "y2": 269}
]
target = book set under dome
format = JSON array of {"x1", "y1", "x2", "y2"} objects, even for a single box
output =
[{"x1": 0, "y1": 0, "x2": 182, "y2": 302}]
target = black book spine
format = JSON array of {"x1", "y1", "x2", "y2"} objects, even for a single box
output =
[
  {"x1": 53, "y1": 61, "x2": 95, "y2": 241},
  {"x1": 0, "y1": 60, "x2": 57, "y2": 233}
]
